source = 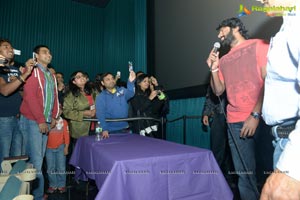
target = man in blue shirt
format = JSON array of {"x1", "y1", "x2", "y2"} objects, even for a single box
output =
[{"x1": 96, "y1": 71, "x2": 136, "y2": 139}]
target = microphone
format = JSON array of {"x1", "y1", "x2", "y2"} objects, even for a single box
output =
[
  {"x1": 213, "y1": 42, "x2": 221, "y2": 53},
  {"x1": 210, "y1": 42, "x2": 221, "y2": 70}
]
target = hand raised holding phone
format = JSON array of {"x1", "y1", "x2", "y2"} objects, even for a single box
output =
[
  {"x1": 128, "y1": 61, "x2": 136, "y2": 82},
  {"x1": 115, "y1": 71, "x2": 121, "y2": 81},
  {"x1": 129, "y1": 70, "x2": 136, "y2": 82},
  {"x1": 0, "y1": 55, "x2": 9, "y2": 66},
  {"x1": 23, "y1": 58, "x2": 35, "y2": 77}
]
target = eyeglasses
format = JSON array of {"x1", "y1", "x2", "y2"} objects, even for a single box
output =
[{"x1": 74, "y1": 75, "x2": 87, "y2": 79}]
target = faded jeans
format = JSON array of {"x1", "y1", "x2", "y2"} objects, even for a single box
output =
[
  {"x1": 46, "y1": 144, "x2": 66, "y2": 188},
  {"x1": 20, "y1": 115, "x2": 48, "y2": 200},
  {"x1": 0, "y1": 116, "x2": 23, "y2": 166}
]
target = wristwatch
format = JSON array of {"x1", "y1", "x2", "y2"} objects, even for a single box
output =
[{"x1": 250, "y1": 112, "x2": 261, "y2": 120}]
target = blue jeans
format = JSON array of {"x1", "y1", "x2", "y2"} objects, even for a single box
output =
[
  {"x1": 46, "y1": 144, "x2": 66, "y2": 188},
  {"x1": 272, "y1": 137, "x2": 289, "y2": 168},
  {"x1": 227, "y1": 122, "x2": 258, "y2": 200},
  {"x1": 20, "y1": 115, "x2": 48, "y2": 200},
  {"x1": 0, "y1": 116, "x2": 23, "y2": 165}
]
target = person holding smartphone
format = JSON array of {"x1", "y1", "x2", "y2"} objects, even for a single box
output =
[
  {"x1": 0, "y1": 38, "x2": 34, "y2": 165},
  {"x1": 19, "y1": 44, "x2": 59, "y2": 200},
  {"x1": 95, "y1": 71, "x2": 136, "y2": 139},
  {"x1": 130, "y1": 74, "x2": 169, "y2": 139}
]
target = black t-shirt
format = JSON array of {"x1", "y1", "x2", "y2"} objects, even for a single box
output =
[{"x1": 0, "y1": 66, "x2": 22, "y2": 117}]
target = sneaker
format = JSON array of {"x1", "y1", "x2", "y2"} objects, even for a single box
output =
[
  {"x1": 46, "y1": 187, "x2": 57, "y2": 194},
  {"x1": 58, "y1": 187, "x2": 66, "y2": 193}
]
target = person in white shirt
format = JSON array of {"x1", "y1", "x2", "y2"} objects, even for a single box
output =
[{"x1": 258, "y1": 0, "x2": 300, "y2": 199}]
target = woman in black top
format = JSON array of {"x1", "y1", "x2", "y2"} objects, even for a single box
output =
[{"x1": 130, "y1": 74, "x2": 168, "y2": 138}]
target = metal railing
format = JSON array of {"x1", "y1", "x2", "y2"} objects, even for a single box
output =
[
  {"x1": 84, "y1": 115, "x2": 203, "y2": 143},
  {"x1": 83, "y1": 117, "x2": 166, "y2": 139},
  {"x1": 167, "y1": 115, "x2": 202, "y2": 144}
]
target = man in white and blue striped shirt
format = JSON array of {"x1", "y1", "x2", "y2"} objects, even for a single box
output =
[{"x1": 259, "y1": 0, "x2": 300, "y2": 199}]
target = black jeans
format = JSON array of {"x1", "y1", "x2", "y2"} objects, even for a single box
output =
[{"x1": 210, "y1": 113, "x2": 235, "y2": 182}]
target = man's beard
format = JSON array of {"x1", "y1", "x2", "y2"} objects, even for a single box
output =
[{"x1": 221, "y1": 29, "x2": 235, "y2": 48}]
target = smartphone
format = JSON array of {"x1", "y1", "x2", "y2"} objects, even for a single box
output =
[
  {"x1": 116, "y1": 71, "x2": 121, "y2": 78},
  {"x1": 128, "y1": 61, "x2": 133, "y2": 72},
  {"x1": 32, "y1": 52, "x2": 36, "y2": 62},
  {"x1": 13, "y1": 49, "x2": 21, "y2": 56}
]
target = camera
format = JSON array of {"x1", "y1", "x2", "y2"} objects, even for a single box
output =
[
  {"x1": 0, "y1": 58, "x2": 9, "y2": 65},
  {"x1": 153, "y1": 85, "x2": 166, "y2": 100},
  {"x1": 157, "y1": 90, "x2": 166, "y2": 100}
]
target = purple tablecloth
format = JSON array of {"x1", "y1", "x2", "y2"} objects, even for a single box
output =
[{"x1": 69, "y1": 134, "x2": 233, "y2": 200}]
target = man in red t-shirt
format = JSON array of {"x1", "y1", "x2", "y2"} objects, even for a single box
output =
[{"x1": 206, "y1": 17, "x2": 269, "y2": 200}]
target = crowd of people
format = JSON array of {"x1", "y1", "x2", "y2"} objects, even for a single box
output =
[
  {"x1": 1, "y1": 0, "x2": 300, "y2": 199},
  {"x1": 0, "y1": 40, "x2": 169, "y2": 199}
]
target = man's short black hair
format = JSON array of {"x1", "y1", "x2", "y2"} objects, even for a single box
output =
[
  {"x1": 0, "y1": 38, "x2": 11, "y2": 46},
  {"x1": 33, "y1": 45, "x2": 50, "y2": 54},
  {"x1": 100, "y1": 72, "x2": 113, "y2": 82},
  {"x1": 216, "y1": 17, "x2": 249, "y2": 39}
]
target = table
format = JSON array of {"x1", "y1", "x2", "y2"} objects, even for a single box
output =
[{"x1": 69, "y1": 134, "x2": 233, "y2": 200}]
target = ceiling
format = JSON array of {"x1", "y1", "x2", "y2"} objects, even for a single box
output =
[{"x1": 72, "y1": 0, "x2": 111, "y2": 8}]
